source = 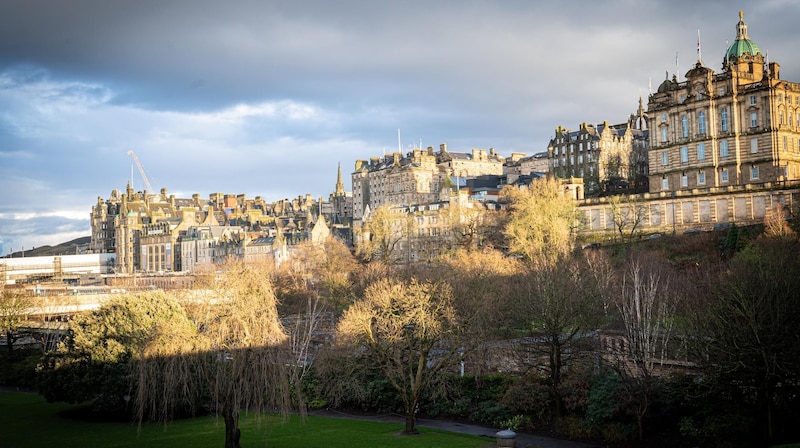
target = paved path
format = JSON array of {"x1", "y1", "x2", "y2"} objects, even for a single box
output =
[{"x1": 309, "y1": 409, "x2": 599, "y2": 448}]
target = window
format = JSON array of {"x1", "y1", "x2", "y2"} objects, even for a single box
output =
[
  {"x1": 720, "y1": 140, "x2": 729, "y2": 157},
  {"x1": 661, "y1": 112, "x2": 667, "y2": 123},
  {"x1": 751, "y1": 138, "x2": 758, "y2": 153},
  {"x1": 662, "y1": 177, "x2": 669, "y2": 190},
  {"x1": 721, "y1": 168, "x2": 729, "y2": 182},
  {"x1": 784, "y1": 136, "x2": 788, "y2": 152},
  {"x1": 661, "y1": 127, "x2": 668, "y2": 142},
  {"x1": 780, "y1": 110, "x2": 785, "y2": 125},
  {"x1": 750, "y1": 112, "x2": 758, "y2": 127},
  {"x1": 698, "y1": 170, "x2": 706, "y2": 185},
  {"x1": 750, "y1": 95, "x2": 756, "y2": 105},
  {"x1": 779, "y1": 93, "x2": 784, "y2": 103},
  {"x1": 681, "y1": 115, "x2": 689, "y2": 138},
  {"x1": 751, "y1": 165, "x2": 759, "y2": 180},
  {"x1": 680, "y1": 94, "x2": 687, "y2": 102},
  {"x1": 578, "y1": 154, "x2": 584, "y2": 164},
  {"x1": 553, "y1": 159, "x2": 559, "y2": 167},
  {"x1": 680, "y1": 146, "x2": 689, "y2": 163},
  {"x1": 697, "y1": 143, "x2": 706, "y2": 160},
  {"x1": 698, "y1": 111, "x2": 707, "y2": 134},
  {"x1": 718, "y1": 86, "x2": 726, "y2": 96},
  {"x1": 662, "y1": 151, "x2": 669, "y2": 166},
  {"x1": 681, "y1": 173, "x2": 688, "y2": 187},
  {"x1": 721, "y1": 108, "x2": 729, "y2": 131}
]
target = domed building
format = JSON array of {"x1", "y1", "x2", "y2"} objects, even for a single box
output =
[{"x1": 647, "y1": 11, "x2": 800, "y2": 195}]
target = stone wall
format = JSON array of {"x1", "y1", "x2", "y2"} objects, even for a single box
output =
[{"x1": 579, "y1": 181, "x2": 800, "y2": 234}]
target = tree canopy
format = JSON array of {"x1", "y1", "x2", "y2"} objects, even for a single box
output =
[{"x1": 326, "y1": 277, "x2": 463, "y2": 434}]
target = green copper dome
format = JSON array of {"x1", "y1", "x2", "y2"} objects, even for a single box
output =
[
  {"x1": 726, "y1": 39, "x2": 761, "y2": 58},
  {"x1": 726, "y1": 10, "x2": 761, "y2": 59}
]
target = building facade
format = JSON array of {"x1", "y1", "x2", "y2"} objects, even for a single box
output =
[
  {"x1": 647, "y1": 11, "x2": 800, "y2": 194},
  {"x1": 548, "y1": 104, "x2": 649, "y2": 196},
  {"x1": 90, "y1": 184, "x2": 333, "y2": 274},
  {"x1": 351, "y1": 144, "x2": 505, "y2": 220}
]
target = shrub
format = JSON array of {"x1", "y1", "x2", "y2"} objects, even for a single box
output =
[
  {"x1": 498, "y1": 374, "x2": 551, "y2": 423},
  {"x1": 554, "y1": 416, "x2": 591, "y2": 439}
]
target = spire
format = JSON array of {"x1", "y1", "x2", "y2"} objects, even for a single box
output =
[
  {"x1": 335, "y1": 162, "x2": 345, "y2": 195},
  {"x1": 736, "y1": 10, "x2": 749, "y2": 41}
]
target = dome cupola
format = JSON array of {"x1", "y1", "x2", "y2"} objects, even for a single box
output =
[{"x1": 725, "y1": 10, "x2": 761, "y2": 60}]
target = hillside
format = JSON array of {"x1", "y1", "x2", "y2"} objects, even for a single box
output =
[{"x1": 2, "y1": 236, "x2": 91, "y2": 258}]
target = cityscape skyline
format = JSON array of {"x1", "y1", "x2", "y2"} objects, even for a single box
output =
[{"x1": 2, "y1": 1, "x2": 799, "y2": 256}]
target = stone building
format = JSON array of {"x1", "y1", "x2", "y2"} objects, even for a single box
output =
[
  {"x1": 503, "y1": 152, "x2": 549, "y2": 184},
  {"x1": 548, "y1": 102, "x2": 649, "y2": 196},
  {"x1": 647, "y1": 11, "x2": 800, "y2": 194},
  {"x1": 90, "y1": 183, "x2": 329, "y2": 274},
  {"x1": 351, "y1": 144, "x2": 505, "y2": 220}
]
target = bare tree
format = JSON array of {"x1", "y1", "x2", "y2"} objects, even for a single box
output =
[
  {"x1": 513, "y1": 256, "x2": 603, "y2": 419},
  {"x1": 136, "y1": 260, "x2": 295, "y2": 448},
  {"x1": 763, "y1": 203, "x2": 796, "y2": 239},
  {"x1": 329, "y1": 278, "x2": 463, "y2": 434},
  {"x1": 695, "y1": 238, "x2": 800, "y2": 445},
  {"x1": 502, "y1": 177, "x2": 599, "y2": 419},
  {"x1": 0, "y1": 287, "x2": 33, "y2": 353},
  {"x1": 356, "y1": 204, "x2": 411, "y2": 264},
  {"x1": 419, "y1": 248, "x2": 524, "y2": 377},
  {"x1": 503, "y1": 177, "x2": 579, "y2": 265},
  {"x1": 608, "y1": 194, "x2": 647, "y2": 244},
  {"x1": 612, "y1": 253, "x2": 677, "y2": 441},
  {"x1": 276, "y1": 236, "x2": 358, "y2": 311}
]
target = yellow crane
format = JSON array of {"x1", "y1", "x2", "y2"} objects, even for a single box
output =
[{"x1": 127, "y1": 150, "x2": 155, "y2": 193}]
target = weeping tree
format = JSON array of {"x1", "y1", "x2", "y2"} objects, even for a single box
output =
[
  {"x1": 326, "y1": 277, "x2": 463, "y2": 434},
  {"x1": 136, "y1": 260, "x2": 296, "y2": 448}
]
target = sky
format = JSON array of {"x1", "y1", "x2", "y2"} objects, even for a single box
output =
[{"x1": 1, "y1": 0, "x2": 799, "y2": 256}]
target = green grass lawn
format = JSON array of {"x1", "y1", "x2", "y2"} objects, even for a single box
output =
[{"x1": 1, "y1": 393, "x2": 493, "y2": 448}]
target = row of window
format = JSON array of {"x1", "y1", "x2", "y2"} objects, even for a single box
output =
[
  {"x1": 552, "y1": 141, "x2": 599, "y2": 156},
  {"x1": 661, "y1": 138, "x2": 760, "y2": 166},
  {"x1": 659, "y1": 108, "x2": 767, "y2": 142},
  {"x1": 555, "y1": 165, "x2": 596, "y2": 178},
  {"x1": 553, "y1": 152, "x2": 596, "y2": 167},
  {"x1": 660, "y1": 165, "x2": 759, "y2": 190}
]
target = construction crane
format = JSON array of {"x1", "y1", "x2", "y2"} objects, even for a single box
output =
[{"x1": 127, "y1": 150, "x2": 155, "y2": 193}]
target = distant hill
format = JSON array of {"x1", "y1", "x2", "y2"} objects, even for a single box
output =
[{"x1": 2, "y1": 236, "x2": 91, "y2": 258}]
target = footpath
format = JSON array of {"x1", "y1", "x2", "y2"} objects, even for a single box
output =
[{"x1": 309, "y1": 409, "x2": 599, "y2": 448}]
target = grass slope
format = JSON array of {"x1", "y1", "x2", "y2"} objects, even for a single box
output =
[{"x1": 1, "y1": 393, "x2": 492, "y2": 448}]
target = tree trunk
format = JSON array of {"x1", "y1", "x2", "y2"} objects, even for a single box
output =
[
  {"x1": 222, "y1": 406, "x2": 241, "y2": 448},
  {"x1": 403, "y1": 401, "x2": 418, "y2": 434},
  {"x1": 6, "y1": 330, "x2": 13, "y2": 353},
  {"x1": 549, "y1": 335, "x2": 563, "y2": 419}
]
